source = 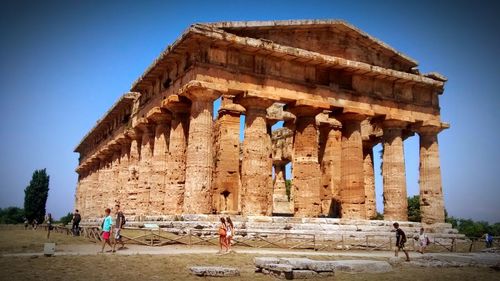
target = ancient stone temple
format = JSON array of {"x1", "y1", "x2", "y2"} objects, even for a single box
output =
[{"x1": 74, "y1": 20, "x2": 448, "y2": 225}]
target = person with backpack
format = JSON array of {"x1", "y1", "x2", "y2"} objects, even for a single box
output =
[
  {"x1": 417, "y1": 227, "x2": 430, "y2": 254},
  {"x1": 112, "y1": 204, "x2": 126, "y2": 251},
  {"x1": 72, "y1": 210, "x2": 81, "y2": 236},
  {"x1": 393, "y1": 222, "x2": 410, "y2": 261}
]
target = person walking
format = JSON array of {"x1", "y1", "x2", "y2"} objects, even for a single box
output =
[
  {"x1": 417, "y1": 227, "x2": 430, "y2": 254},
  {"x1": 217, "y1": 217, "x2": 227, "y2": 254},
  {"x1": 100, "y1": 208, "x2": 113, "y2": 253},
  {"x1": 72, "y1": 210, "x2": 81, "y2": 236},
  {"x1": 112, "y1": 204, "x2": 126, "y2": 251},
  {"x1": 45, "y1": 213, "x2": 53, "y2": 239},
  {"x1": 393, "y1": 222, "x2": 410, "y2": 261},
  {"x1": 225, "y1": 217, "x2": 234, "y2": 253}
]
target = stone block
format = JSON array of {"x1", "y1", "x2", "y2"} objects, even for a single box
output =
[
  {"x1": 255, "y1": 257, "x2": 280, "y2": 268},
  {"x1": 189, "y1": 266, "x2": 240, "y2": 277},
  {"x1": 292, "y1": 270, "x2": 319, "y2": 279},
  {"x1": 332, "y1": 260, "x2": 393, "y2": 273},
  {"x1": 263, "y1": 263, "x2": 293, "y2": 272},
  {"x1": 307, "y1": 261, "x2": 337, "y2": 272},
  {"x1": 279, "y1": 258, "x2": 314, "y2": 269}
]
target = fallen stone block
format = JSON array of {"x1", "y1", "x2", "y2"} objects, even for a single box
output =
[
  {"x1": 189, "y1": 266, "x2": 240, "y2": 277},
  {"x1": 307, "y1": 260, "x2": 337, "y2": 272},
  {"x1": 331, "y1": 260, "x2": 393, "y2": 273},
  {"x1": 263, "y1": 263, "x2": 293, "y2": 272},
  {"x1": 279, "y1": 258, "x2": 314, "y2": 269},
  {"x1": 292, "y1": 270, "x2": 319, "y2": 279},
  {"x1": 255, "y1": 257, "x2": 280, "y2": 268}
]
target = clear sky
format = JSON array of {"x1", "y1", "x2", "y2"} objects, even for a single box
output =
[{"x1": 0, "y1": 0, "x2": 498, "y2": 222}]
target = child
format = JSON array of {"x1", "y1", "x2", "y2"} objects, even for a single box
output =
[
  {"x1": 418, "y1": 227, "x2": 429, "y2": 254},
  {"x1": 100, "y1": 208, "x2": 113, "y2": 253},
  {"x1": 393, "y1": 222, "x2": 410, "y2": 261}
]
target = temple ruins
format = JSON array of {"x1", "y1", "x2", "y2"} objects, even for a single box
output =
[{"x1": 74, "y1": 20, "x2": 449, "y2": 225}]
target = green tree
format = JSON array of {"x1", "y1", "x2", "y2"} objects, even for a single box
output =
[
  {"x1": 0, "y1": 207, "x2": 25, "y2": 224},
  {"x1": 23, "y1": 169, "x2": 50, "y2": 223},
  {"x1": 407, "y1": 195, "x2": 421, "y2": 222},
  {"x1": 58, "y1": 212, "x2": 73, "y2": 226}
]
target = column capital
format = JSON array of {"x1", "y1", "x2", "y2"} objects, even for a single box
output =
[
  {"x1": 382, "y1": 119, "x2": 408, "y2": 129},
  {"x1": 145, "y1": 106, "x2": 172, "y2": 124},
  {"x1": 287, "y1": 99, "x2": 330, "y2": 117},
  {"x1": 413, "y1": 122, "x2": 450, "y2": 136},
  {"x1": 218, "y1": 94, "x2": 246, "y2": 116},
  {"x1": 337, "y1": 112, "x2": 366, "y2": 122},
  {"x1": 316, "y1": 111, "x2": 342, "y2": 129},
  {"x1": 179, "y1": 80, "x2": 224, "y2": 102},
  {"x1": 161, "y1": 94, "x2": 191, "y2": 114}
]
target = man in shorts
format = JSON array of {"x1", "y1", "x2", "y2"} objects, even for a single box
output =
[
  {"x1": 393, "y1": 222, "x2": 410, "y2": 261},
  {"x1": 100, "y1": 208, "x2": 113, "y2": 253},
  {"x1": 112, "y1": 204, "x2": 126, "y2": 251}
]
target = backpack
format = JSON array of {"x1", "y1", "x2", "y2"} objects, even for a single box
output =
[{"x1": 119, "y1": 212, "x2": 126, "y2": 227}]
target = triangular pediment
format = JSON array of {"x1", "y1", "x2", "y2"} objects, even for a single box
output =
[{"x1": 207, "y1": 20, "x2": 417, "y2": 72}]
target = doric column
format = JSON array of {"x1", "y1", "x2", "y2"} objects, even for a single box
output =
[
  {"x1": 212, "y1": 95, "x2": 245, "y2": 213},
  {"x1": 318, "y1": 114, "x2": 342, "y2": 217},
  {"x1": 418, "y1": 125, "x2": 446, "y2": 224},
  {"x1": 117, "y1": 137, "x2": 131, "y2": 210},
  {"x1": 238, "y1": 96, "x2": 274, "y2": 216},
  {"x1": 126, "y1": 129, "x2": 142, "y2": 216},
  {"x1": 182, "y1": 88, "x2": 219, "y2": 214},
  {"x1": 363, "y1": 142, "x2": 377, "y2": 219},
  {"x1": 110, "y1": 147, "x2": 121, "y2": 208},
  {"x1": 289, "y1": 103, "x2": 327, "y2": 218},
  {"x1": 339, "y1": 113, "x2": 366, "y2": 219},
  {"x1": 162, "y1": 95, "x2": 190, "y2": 215},
  {"x1": 382, "y1": 120, "x2": 408, "y2": 221},
  {"x1": 147, "y1": 108, "x2": 172, "y2": 215},
  {"x1": 137, "y1": 123, "x2": 155, "y2": 217}
]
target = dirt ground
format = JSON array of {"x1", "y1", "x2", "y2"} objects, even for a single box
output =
[{"x1": 0, "y1": 226, "x2": 499, "y2": 281}]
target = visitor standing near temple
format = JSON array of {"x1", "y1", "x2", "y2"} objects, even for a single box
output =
[
  {"x1": 393, "y1": 222, "x2": 410, "y2": 261},
  {"x1": 72, "y1": 210, "x2": 81, "y2": 236},
  {"x1": 217, "y1": 217, "x2": 227, "y2": 254},
  {"x1": 45, "y1": 213, "x2": 53, "y2": 239},
  {"x1": 100, "y1": 208, "x2": 113, "y2": 253},
  {"x1": 24, "y1": 218, "x2": 28, "y2": 230},
  {"x1": 417, "y1": 227, "x2": 430, "y2": 254},
  {"x1": 225, "y1": 216, "x2": 234, "y2": 253},
  {"x1": 112, "y1": 204, "x2": 126, "y2": 251},
  {"x1": 485, "y1": 232, "x2": 494, "y2": 248}
]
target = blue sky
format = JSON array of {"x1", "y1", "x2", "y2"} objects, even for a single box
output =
[{"x1": 0, "y1": 0, "x2": 498, "y2": 222}]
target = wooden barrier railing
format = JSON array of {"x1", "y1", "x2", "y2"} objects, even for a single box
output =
[{"x1": 35, "y1": 224, "x2": 494, "y2": 253}]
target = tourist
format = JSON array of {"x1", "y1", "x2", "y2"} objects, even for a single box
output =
[
  {"x1": 24, "y1": 218, "x2": 28, "y2": 230},
  {"x1": 225, "y1": 216, "x2": 234, "y2": 253},
  {"x1": 485, "y1": 232, "x2": 493, "y2": 248},
  {"x1": 393, "y1": 222, "x2": 410, "y2": 261},
  {"x1": 72, "y1": 209, "x2": 81, "y2": 236},
  {"x1": 45, "y1": 213, "x2": 53, "y2": 239},
  {"x1": 112, "y1": 204, "x2": 126, "y2": 251},
  {"x1": 417, "y1": 227, "x2": 430, "y2": 254},
  {"x1": 100, "y1": 208, "x2": 113, "y2": 253},
  {"x1": 217, "y1": 217, "x2": 227, "y2": 254},
  {"x1": 32, "y1": 219, "x2": 38, "y2": 230}
]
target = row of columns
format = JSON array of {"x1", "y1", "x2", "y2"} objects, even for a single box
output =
[{"x1": 76, "y1": 87, "x2": 445, "y2": 224}]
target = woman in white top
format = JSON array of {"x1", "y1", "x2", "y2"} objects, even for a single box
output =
[
  {"x1": 225, "y1": 217, "x2": 234, "y2": 253},
  {"x1": 418, "y1": 227, "x2": 429, "y2": 254}
]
